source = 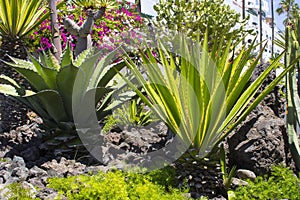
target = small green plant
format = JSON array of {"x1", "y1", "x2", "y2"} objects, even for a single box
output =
[
  {"x1": 2, "y1": 182, "x2": 39, "y2": 200},
  {"x1": 47, "y1": 167, "x2": 192, "y2": 200},
  {"x1": 220, "y1": 143, "x2": 236, "y2": 191},
  {"x1": 102, "y1": 96, "x2": 158, "y2": 133},
  {"x1": 0, "y1": 158, "x2": 8, "y2": 162},
  {"x1": 102, "y1": 114, "x2": 119, "y2": 133},
  {"x1": 232, "y1": 165, "x2": 300, "y2": 200}
]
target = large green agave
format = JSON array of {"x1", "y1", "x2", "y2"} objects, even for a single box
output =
[
  {"x1": 0, "y1": 46, "x2": 127, "y2": 153},
  {"x1": 122, "y1": 30, "x2": 298, "y2": 159}
]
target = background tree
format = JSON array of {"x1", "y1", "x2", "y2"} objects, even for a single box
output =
[
  {"x1": 49, "y1": 0, "x2": 62, "y2": 61},
  {"x1": 153, "y1": 0, "x2": 248, "y2": 49},
  {"x1": 242, "y1": 0, "x2": 245, "y2": 19},
  {"x1": 271, "y1": 0, "x2": 274, "y2": 56},
  {"x1": 276, "y1": 0, "x2": 300, "y2": 24},
  {"x1": 259, "y1": 0, "x2": 263, "y2": 62}
]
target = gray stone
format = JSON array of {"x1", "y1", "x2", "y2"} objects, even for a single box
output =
[
  {"x1": 11, "y1": 167, "x2": 29, "y2": 181},
  {"x1": 227, "y1": 104, "x2": 289, "y2": 175},
  {"x1": 0, "y1": 170, "x2": 11, "y2": 182},
  {"x1": 4, "y1": 177, "x2": 19, "y2": 184},
  {"x1": 21, "y1": 182, "x2": 37, "y2": 198},
  {"x1": 227, "y1": 63, "x2": 292, "y2": 175},
  {"x1": 28, "y1": 178, "x2": 45, "y2": 189},
  {"x1": 11, "y1": 156, "x2": 25, "y2": 168},
  {"x1": 231, "y1": 177, "x2": 249, "y2": 187},
  {"x1": 237, "y1": 169, "x2": 256, "y2": 180},
  {"x1": 36, "y1": 188, "x2": 64, "y2": 200},
  {"x1": 29, "y1": 166, "x2": 47, "y2": 177}
]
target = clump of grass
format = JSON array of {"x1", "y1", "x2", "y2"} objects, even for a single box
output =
[{"x1": 2, "y1": 182, "x2": 38, "y2": 200}]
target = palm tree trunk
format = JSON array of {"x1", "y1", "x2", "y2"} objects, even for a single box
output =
[
  {"x1": 259, "y1": 0, "x2": 263, "y2": 62},
  {"x1": 271, "y1": 0, "x2": 274, "y2": 56},
  {"x1": 242, "y1": 0, "x2": 245, "y2": 19},
  {"x1": 242, "y1": 0, "x2": 245, "y2": 44},
  {"x1": 49, "y1": 0, "x2": 62, "y2": 62}
]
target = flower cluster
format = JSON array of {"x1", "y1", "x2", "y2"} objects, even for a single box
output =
[{"x1": 25, "y1": 1, "x2": 145, "y2": 53}]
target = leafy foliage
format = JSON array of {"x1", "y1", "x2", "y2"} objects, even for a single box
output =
[
  {"x1": 103, "y1": 97, "x2": 158, "y2": 132},
  {"x1": 1, "y1": 182, "x2": 38, "y2": 200},
  {"x1": 232, "y1": 165, "x2": 300, "y2": 200},
  {"x1": 47, "y1": 167, "x2": 191, "y2": 200},
  {"x1": 122, "y1": 28, "x2": 293, "y2": 157},
  {"x1": 276, "y1": 0, "x2": 299, "y2": 23},
  {"x1": 26, "y1": 1, "x2": 144, "y2": 52},
  {"x1": 153, "y1": 0, "x2": 248, "y2": 46}
]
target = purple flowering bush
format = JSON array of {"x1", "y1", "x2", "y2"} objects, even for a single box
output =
[{"x1": 25, "y1": 1, "x2": 145, "y2": 53}]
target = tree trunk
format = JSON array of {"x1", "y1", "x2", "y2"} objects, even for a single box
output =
[
  {"x1": 242, "y1": 0, "x2": 245, "y2": 19},
  {"x1": 135, "y1": 0, "x2": 141, "y2": 15},
  {"x1": 271, "y1": 0, "x2": 274, "y2": 56},
  {"x1": 259, "y1": 0, "x2": 263, "y2": 62},
  {"x1": 49, "y1": 0, "x2": 62, "y2": 62},
  {"x1": 242, "y1": 0, "x2": 245, "y2": 44}
]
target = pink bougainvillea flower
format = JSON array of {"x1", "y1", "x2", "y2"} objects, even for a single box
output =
[{"x1": 26, "y1": 1, "x2": 145, "y2": 53}]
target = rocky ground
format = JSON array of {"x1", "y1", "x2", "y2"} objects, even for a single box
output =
[
  {"x1": 0, "y1": 103, "x2": 294, "y2": 200},
  {"x1": 0, "y1": 119, "x2": 227, "y2": 199}
]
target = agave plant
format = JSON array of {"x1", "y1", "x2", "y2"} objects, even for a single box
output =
[
  {"x1": 0, "y1": 0, "x2": 54, "y2": 58},
  {"x1": 0, "y1": 46, "x2": 127, "y2": 154},
  {"x1": 122, "y1": 29, "x2": 297, "y2": 160},
  {"x1": 0, "y1": 0, "x2": 48, "y2": 39}
]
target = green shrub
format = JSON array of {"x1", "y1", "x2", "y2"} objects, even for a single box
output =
[
  {"x1": 2, "y1": 182, "x2": 39, "y2": 200},
  {"x1": 232, "y1": 165, "x2": 300, "y2": 200},
  {"x1": 103, "y1": 97, "x2": 158, "y2": 132},
  {"x1": 154, "y1": 0, "x2": 248, "y2": 49},
  {"x1": 47, "y1": 167, "x2": 191, "y2": 200},
  {"x1": 0, "y1": 158, "x2": 8, "y2": 162}
]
